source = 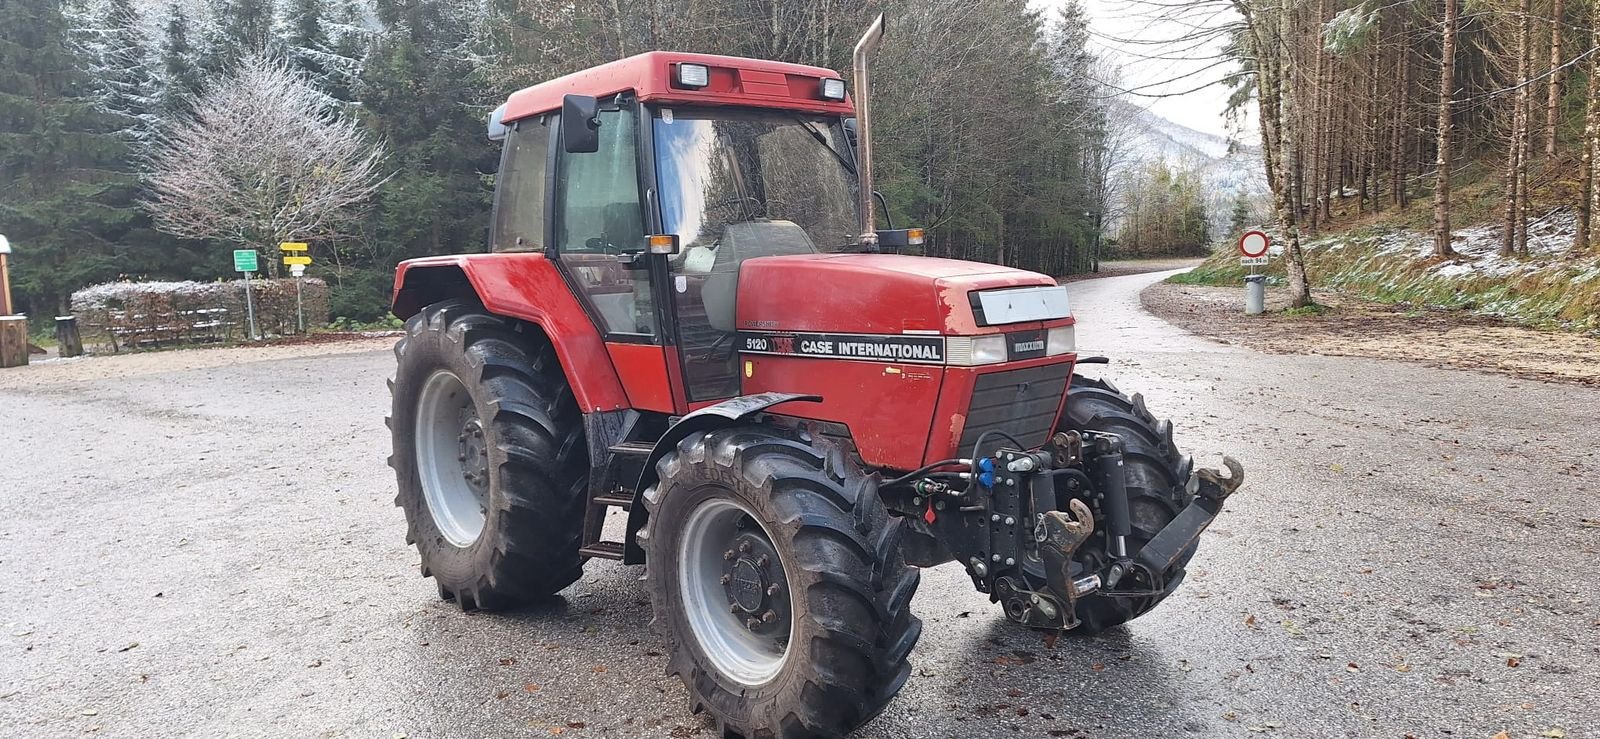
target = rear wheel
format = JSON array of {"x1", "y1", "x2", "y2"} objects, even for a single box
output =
[
  {"x1": 642, "y1": 427, "x2": 921, "y2": 739},
  {"x1": 1056, "y1": 374, "x2": 1195, "y2": 632},
  {"x1": 388, "y1": 299, "x2": 588, "y2": 609}
]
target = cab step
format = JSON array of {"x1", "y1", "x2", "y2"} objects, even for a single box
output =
[
  {"x1": 608, "y1": 440, "x2": 654, "y2": 457},
  {"x1": 593, "y1": 493, "x2": 633, "y2": 510},
  {"x1": 578, "y1": 541, "x2": 626, "y2": 560}
]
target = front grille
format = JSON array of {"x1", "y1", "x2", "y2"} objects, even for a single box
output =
[{"x1": 956, "y1": 363, "x2": 1072, "y2": 456}]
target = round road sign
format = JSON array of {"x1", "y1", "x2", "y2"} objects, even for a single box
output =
[{"x1": 1239, "y1": 230, "x2": 1270, "y2": 259}]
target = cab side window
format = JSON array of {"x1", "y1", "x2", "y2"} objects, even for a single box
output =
[
  {"x1": 491, "y1": 116, "x2": 549, "y2": 253},
  {"x1": 556, "y1": 109, "x2": 644, "y2": 254},
  {"x1": 555, "y1": 108, "x2": 656, "y2": 337}
]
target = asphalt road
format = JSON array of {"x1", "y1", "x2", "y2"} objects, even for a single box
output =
[{"x1": 2, "y1": 269, "x2": 1596, "y2": 739}]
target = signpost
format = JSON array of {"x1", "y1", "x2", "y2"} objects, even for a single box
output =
[
  {"x1": 0, "y1": 234, "x2": 14, "y2": 317},
  {"x1": 1238, "y1": 230, "x2": 1271, "y2": 315},
  {"x1": 280, "y1": 242, "x2": 311, "y2": 333},
  {"x1": 234, "y1": 249, "x2": 260, "y2": 340}
]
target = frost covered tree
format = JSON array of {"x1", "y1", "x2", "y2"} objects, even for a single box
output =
[
  {"x1": 144, "y1": 55, "x2": 389, "y2": 274},
  {"x1": 156, "y1": 4, "x2": 206, "y2": 118},
  {"x1": 69, "y1": 0, "x2": 159, "y2": 149}
]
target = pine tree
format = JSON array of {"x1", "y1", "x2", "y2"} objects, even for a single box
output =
[
  {"x1": 0, "y1": 0, "x2": 144, "y2": 315},
  {"x1": 203, "y1": 0, "x2": 276, "y2": 73},
  {"x1": 347, "y1": 0, "x2": 494, "y2": 314},
  {"x1": 155, "y1": 6, "x2": 205, "y2": 118}
]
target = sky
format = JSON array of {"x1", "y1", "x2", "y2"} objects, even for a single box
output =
[{"x1": 1032, "y1": 0, "x2": 1245, "y2": 139}]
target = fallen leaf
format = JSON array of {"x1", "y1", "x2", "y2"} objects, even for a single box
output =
[
  {"x1": 1346, "y1": 662, "x2": 1360, "y2": 673},
  {"x1": 1395, "y1": 664, "x2": 1412, "y2": 673},
  {"x1": 592, "y1": 665, "x2": 607, "y2": 673},
  {"x1": 1041, "y1": 631, "x2": 1059, "y2": 650},
  {"x1": 1090, "y1": 662, "x2": 1105, "y2": 672},
  {"x1": 1005, "y1": 688, "x2": 1023, "y2": 698},
  {"x1": 1245, "y1": 614, "x2": 1258, "y2": 628},
  {"x1": 1491, "y1": 732, "x2": 1510, "y2": 739},
  {"x1": 116, "y1": 642, "x2": 139, "y2": 653},
  {"x1": 566, "y1": 722, "x2": 587, "y2": 729},
  {"x1": 1506, "y1": 657, "x2": 1521, "y2": 668},
  {"x1": 499, "y1": 658, "x2": 517, "y2": 666},
  {"x1": 494, "y1": 692, "x2": 508, "y2": 700},
  {"x1": 1541, "y1": 729, "x2": 1566, "y2": 738},
  {"x1": 548, "y1": 729, "x2": 564, "y2": 736},
  {"x1": 524, "y1": 683, "x2": 540, "y2": 692}
]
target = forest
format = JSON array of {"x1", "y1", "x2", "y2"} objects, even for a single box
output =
[
  {"x1": 1221, "y1": 0, "x2": 1600, "y2": 306},
  {"x1": 1, "y1": 0, "x2": 1147, "y2": 323}
]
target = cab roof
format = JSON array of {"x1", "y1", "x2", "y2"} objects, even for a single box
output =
[{"x1": 501, "y1": 51, "x2": 854, "y2": 123}]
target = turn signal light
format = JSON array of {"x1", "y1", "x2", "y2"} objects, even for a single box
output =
[
  {"x1": 906, "y1": 228, "x2": 925, "y2": 246},
  {"x1": 648, "y1": 234, "x2": 681, "y2": 255}
]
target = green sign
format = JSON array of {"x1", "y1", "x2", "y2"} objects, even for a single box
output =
[{"x1": 233, "y1": 249, "x2": 259, "y2": 272}]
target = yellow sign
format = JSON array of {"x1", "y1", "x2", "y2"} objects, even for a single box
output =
[
  {"x1": 279, "y1": 242, "x2": 309, "y2": 252},
  {"x1": 283, "y1": 255, "x2": 312, "y2": 266}
]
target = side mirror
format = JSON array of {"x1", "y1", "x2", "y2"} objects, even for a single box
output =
[
  {"x1": 842, "y1": 117, "x2": 859, "y2": 149},
  {"x1": 562, "y1": 94, "x2": 600, "y2": 153}
]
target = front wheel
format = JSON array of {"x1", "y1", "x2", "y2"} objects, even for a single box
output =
[
  {"x1": 642, "y1": 427, "x2": 921, "y2": 739},
  {"x1": 1055, "y1": 374, "x2": 1196, "y2": 632}
]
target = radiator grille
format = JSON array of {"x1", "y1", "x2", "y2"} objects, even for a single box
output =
[{"x1": 956, "y1": 363, "x2": 1072, "y2": 456}]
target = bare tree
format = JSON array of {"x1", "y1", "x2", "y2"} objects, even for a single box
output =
[
  {"x1": 1433, "y1": 0, "x2": 1460, "y2": 258},
  {"x1": 1577, "y1": 0, "x2": 1600, "y2": 254},
  {"x1": 144, "y1": 55, "x2": 387, "y2": 273},
  {"x1": 1543, "y1": 0, "x2": 1564, "y2": 158}
]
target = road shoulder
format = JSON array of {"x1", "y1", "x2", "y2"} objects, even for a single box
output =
[{"x1": 1142, "y1": 279, "x2": 1600, "y2": 386}]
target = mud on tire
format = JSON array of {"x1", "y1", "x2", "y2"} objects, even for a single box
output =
[
  {"x1": 641, "y1": 427, "x2": 922, "y2": 739},
  {"x1": 1059, "y1": 374, "x2": 1196, "y2": 632},
  {"x1": 388, "y1": 299, "x2": 588, "y2": 610}
]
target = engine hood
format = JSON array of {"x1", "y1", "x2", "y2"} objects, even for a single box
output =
[{"x1": 734, "y1": 253, "x2": 1062, "y2": 335}]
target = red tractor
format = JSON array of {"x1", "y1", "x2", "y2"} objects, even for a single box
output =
[{"x1": 388, "y1": 16, "x2": 1242, "y2": 739}]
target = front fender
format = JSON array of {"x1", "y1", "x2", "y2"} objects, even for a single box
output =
[{"x1": 621, "y1": 392, "x2": 820, "y2": 563}]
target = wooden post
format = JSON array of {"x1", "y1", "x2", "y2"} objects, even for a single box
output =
[
  {"x1": 0, "y1": 316, "x2": 28, "y2": 368},
  {"x1": 55, "y1": 316, "x2": 83, "y2": 358},
  {"x1": 0, "y1": 252, "x2": 13, "y2": 316}
]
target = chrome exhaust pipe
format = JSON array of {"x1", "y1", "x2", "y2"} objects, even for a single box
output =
[{"x1": 852, "y1": 13, "x2": 886, "y2": 249}]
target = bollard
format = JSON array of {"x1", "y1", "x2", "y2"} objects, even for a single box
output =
[
  {"x1": 1244, "y1": 275, "x2": 1266, "y2": 315},
  {"x1": 55, "y1": 316, "x2": 83, "y2": 358}
]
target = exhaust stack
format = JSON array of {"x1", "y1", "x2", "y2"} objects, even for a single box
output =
[{"x1": 852, "y1": 13, "x2": 886, "y2": 249}]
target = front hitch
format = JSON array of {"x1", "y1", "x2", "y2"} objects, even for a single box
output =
[{"x1": 1134, "y1": 456, "x2": 1245, "y2": 574}]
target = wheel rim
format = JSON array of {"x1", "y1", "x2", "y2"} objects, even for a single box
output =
[
  {"x1": 677, "y1": 495, "x2": 793, "y2": 687},
  {"x1": 415, "y1": 369, "x2": 490, "y2": 547}
]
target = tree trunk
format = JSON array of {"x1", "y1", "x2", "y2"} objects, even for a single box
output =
[
  {"x1": 1576, "y1": 0, "x2": 1600, "y2": 254},
  {"x1": 1433, "y1": 0, "x2": 1459, "y2": 258},
  {"x1": 1544, "y1": 0, "x2": 1564, "y2": 158},
  {"x1": 1501, "y1": 0, "x2": 1533, "y2": 257},
  {"x1": 1246, "y1": 0, "x2": 1312, "y2": 308}
]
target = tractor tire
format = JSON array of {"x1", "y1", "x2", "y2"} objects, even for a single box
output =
[
  {"x1": 641, "y1": 427, "x2": 921, "y2": 739},
  {"x1": 1058, "y1": 374, "x2": 1196, "y2": 632},
  {"x1": 388, "y1": 299, "x2": 588, "y2": 610}
]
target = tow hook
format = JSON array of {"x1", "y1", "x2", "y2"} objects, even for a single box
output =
[
  {"x1": 1194, "y1": 456, "x2": 1245, "y2": 501},
  {"x1": 1034, "y1": 498, "x2": 1096, "y2": 629}
]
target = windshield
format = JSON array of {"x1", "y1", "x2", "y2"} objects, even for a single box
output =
[{"x1": 652, "y1": 107, "x2": 860, "y2": 256}]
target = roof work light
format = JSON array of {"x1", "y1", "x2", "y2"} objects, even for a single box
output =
[
  {"x1": 676, "y1": 63, "x2": 710, "y2": 89},
  {"x1": 820, "y1": 78, "x2": 846, "y2": 101}
]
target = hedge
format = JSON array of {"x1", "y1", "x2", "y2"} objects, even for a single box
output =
[{"x1": 71, "y1": 278, "x2": 331, "y2": 352}]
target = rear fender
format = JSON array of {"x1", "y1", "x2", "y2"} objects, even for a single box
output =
[
  {"x1": 622, "y1": 392, "x2": 821, "y2": 563},
  {"x1": 392, "y1": 254, "x2": 630, "y2": 413}
]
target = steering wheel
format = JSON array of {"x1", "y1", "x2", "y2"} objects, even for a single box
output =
[{"x1": 710, "y1": 196, "x2": 763, "y2": 218}]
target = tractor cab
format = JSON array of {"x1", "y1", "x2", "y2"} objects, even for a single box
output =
[{"x1": 477, "y1": 51, "x2": 929, "y2": 410}]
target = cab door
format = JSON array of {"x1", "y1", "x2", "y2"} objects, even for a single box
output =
[{"x1": 544, "y1": 103, "x2": 677, "y2": 413}]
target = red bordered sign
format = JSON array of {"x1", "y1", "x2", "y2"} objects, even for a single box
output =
[{"x1": 1239, "y1": 231, "x2": 1271, "y2": 259}]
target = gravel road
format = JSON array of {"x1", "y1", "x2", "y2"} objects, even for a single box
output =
[{"x1": 2, "y1": 269, "x2": 1596, "y2": 739}]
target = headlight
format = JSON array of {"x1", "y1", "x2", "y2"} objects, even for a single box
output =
[
  {"x1": 676, "y1": 63, "x2": 709, "y2": 88},
  {"x1": 1046, "y1": 325, "x2": 1075, "y2": 355},
  {"x1": 820, "y1": 77, "x2": 846, "y2": 101},
  {"x1": 946, "y1": 335, "x2": 1008, "y2": 366}
]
